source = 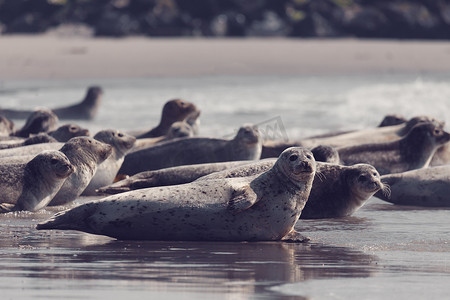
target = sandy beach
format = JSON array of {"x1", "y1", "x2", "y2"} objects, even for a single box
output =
[{"x1": 1, "y1": 35, "x2": 450, "y2": 80}]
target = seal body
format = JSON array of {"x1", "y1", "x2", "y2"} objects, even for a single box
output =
[
  {"x1": 82, "y1": 130, "x2": 136, "y2": 196},
  {"x1": 374, "y1": 166, "x2": 450, "y2": 207},
  {"x1": 48, "y1": 137, "x2": 113, "y2": 206},
  {"x1": 97, "y1": 160, "x2": 256, "y2": 194},
  {"x1": 135, "y1": 99, "x2": 200, "y2": 139},
  {"x1": 37, "y1": 147, "x2": 316, "y2": 241},
  {"x1": 0, "y1": 150, "x2": 74, "y2": 212},
  {"x1": 119, "y1": 125, "x2": 262, "y2": 175},
  {"x1": 337, "y1": 122, "x2": 450, "y2": 175}
]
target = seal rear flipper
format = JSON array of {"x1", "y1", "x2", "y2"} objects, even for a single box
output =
[{"x1": 228, "y1": 185, "x2": 258, "y2": 213}]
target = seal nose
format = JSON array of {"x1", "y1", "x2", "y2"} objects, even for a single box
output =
[{"x1": 299, "y1": 160, "x2": 312, "y2": 172}]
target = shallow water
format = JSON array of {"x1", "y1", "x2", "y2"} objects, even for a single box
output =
[{"x1": 1, "y1": 73, "x2": 450, "y2": 299}]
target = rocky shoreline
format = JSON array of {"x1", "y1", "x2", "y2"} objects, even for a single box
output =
[{"x1": 1, "y1": 0, "x2": 449, "y2": 39}]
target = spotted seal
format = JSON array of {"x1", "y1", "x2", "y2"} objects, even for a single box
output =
[
  {"x1": 374, "y1": 166, "x2": 450, "y2": 207},
  {"x1": 81, "y1": 130, "x2": 136, "y2": 196},
  {"x1": 135, "y1": 99, "x2": 200, "y2": 139},
  {"x1": 132, "y1": 121, "x2": 195, "y2": 151},
  {"x1": 47, "y1": 137, "x2": 113, "y2": 206},
  {"x1": 13, "y1": 108, "x2": 59, "y2": 138},
  {"x1": 337, "y1": 122, "x2": 450, "y2": 175},
  {"x1": 260, "y1": 115, "x2": 444, "y2": 158},
  {"x1": 0, "y1": 150, "x2": 74, "y2": 213},
  {"x1": 37, "y1": 147, "x2": 316, "y2": 242},
  {"x1": 119, "y1": 124, "x2": 262, "y2": 175},
  {"x1": 0, "y1": 87, "x2": 103, "y2": 120},
  {"x1": 48, "y1": 123, "x2": 90, "y2": 142}
]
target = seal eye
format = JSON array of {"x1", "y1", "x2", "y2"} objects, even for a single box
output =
[
  {"x1": 70, "y1": 126, "x2": 77, "y2": 131},
  {"x1": 434, "y1": 129, "x2": 442, "y2": 136},
  {"x1": 118, "y1": 133, "x2": 124, "y2": 137},
  {"x1": 289, "y1": 155, "x2": 298, "y2": 162},
  {"x1": 50, "y1": 158, "x2": 60, "y2": 165},
  {"x1": 306, "y1": 154, "x2": 313, "y2": 160},
  {"x1": 358, "y1": 175, "x2": 367, "y2": 182}
]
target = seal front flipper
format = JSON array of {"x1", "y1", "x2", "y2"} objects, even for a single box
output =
[
  {"x1": 281, "y1": 230, "x2": 311, "y2": 243},
  {"x1": 228, "y1": 185, "x2": 258, "y2": 213}
]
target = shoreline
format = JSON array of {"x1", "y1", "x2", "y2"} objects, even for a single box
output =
[{"x1": 0, "y1": 36, "x2": 450, "y2": 80}]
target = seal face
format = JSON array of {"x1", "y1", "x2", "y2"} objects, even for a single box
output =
[
  {"x1": 136, "y1": 99, "x2": 200, "y2": 139},
  {"x1": 37, "y1": 147, "x2": 316, "y2": 242},
  {"x1": 119, "y1": 124, "x2": 262, "y2": 175},
  {"x1": 82, "y1": 130, "x2": 136, "y2": 195},
  {"x1": 49, "y1": 124, "x2": 90, "y2": 142},
  {"x1": 48, "y1": 136, "x2": 113, "y2": 206},
  {"x1": 300, "y1": 163, "x2": 386, "y2": 219},
  {"x1": 374, "y1": 166, "x2": 450, "y2": 207},
  {"x1": 0, "y1": 150, "x2": 74, "y2": 212}
]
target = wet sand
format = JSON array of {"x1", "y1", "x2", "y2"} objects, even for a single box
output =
[{"x1": 1, "y1": 36, "x2": 450, "y2": 79}]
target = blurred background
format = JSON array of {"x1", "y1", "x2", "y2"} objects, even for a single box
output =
[{"x1": 1, "y1": 0, "x2": 450, "y2": 39}]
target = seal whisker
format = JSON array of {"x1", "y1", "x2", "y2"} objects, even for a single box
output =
[
  {"x1": 314, "y1": 170, "x2": 326, "y2": 182},
  {"x1": 381, "y1": 182, "x2": 391, "y2": 199}
]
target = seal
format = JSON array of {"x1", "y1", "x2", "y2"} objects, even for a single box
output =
[
  {"x1": 81, "y1": 129, "x2": 136, "y2": 196},
  {"x1": 132, "y1": 121, "x2": 195, "y2": 151},
  {"x1": 0, "y1": 150, "x2": 74, "y2": 213},
  {"x1": 374, "y1": 166, "x2": 450, "y2": 207},
  {"x1": 119, "y1": 124, "x2": 262, "y2": 175},
  {"x1": 260, "y1": 115, "x2": 444, "y2": 158},
  {"x1": 300, "y1": 163, "x2": 386, "y2": 219},
  {"x1": 52, "y1": 86, "x2": 103, "y2": 120},
  {"x1": 48, "y1": 123, "x2": 90, "y2": 142},
  {"x1": 47, "y1": 137, "x2": 113, "y2": 206},
  {"x1": 97, "y1": 160, "x2": 260, "y2": 194},
  {"x1": 0, "y1": 86, "x2": 103, "y2": 120},
  {"x1": 13, "y1": 108, "x2": 59, "y2": 138},
  {"x1": 198, "y1": 160, "x2": 387, "y2": 219},
  {"x1": 135, "y1": 99, "x2": 200, "y2": 139},
  {"x1": 0, "y1": 115, "x2": 14, "y2": 136},
  {"x1": 97, "y1": 146, "x2": 338, "y2": 195},
  {"x1": 337, "y1": 122, "x2": 450, "y2": 175},
  {"x1": 37, "y1": 147, "x2": 316, "y2": 242}
]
